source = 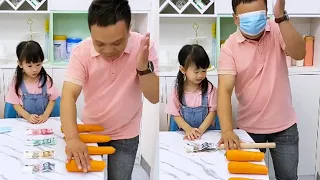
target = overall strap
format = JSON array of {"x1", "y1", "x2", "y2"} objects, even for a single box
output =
[
  {"x1": 40, "y1": 76, "x2": 47, "y2": 94},
  {"x1": 201, "y1": 89, "x2": 208, "y2": 106},
  {"x1": 20, "y1": 81, "x2": 28, "y2": 95}
]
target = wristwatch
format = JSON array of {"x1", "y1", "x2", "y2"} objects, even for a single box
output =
[
  {"x1": 275, "y1": 10, "x2": 289, "y2": 24},
  {"x1": 136, "y1": 61, "x2": 154, "y2": 76}
]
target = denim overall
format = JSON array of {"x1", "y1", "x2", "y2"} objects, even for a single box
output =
[
  {"x1": 19, "y1": 78, "x2": 49, "y2": 116},
  {"x1": 170, "y1": 91, "x2": 221, "y2": 131}
]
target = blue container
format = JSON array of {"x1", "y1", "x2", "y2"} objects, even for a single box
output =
[{"x1": 66, "y1": 37, "x2": 82, "y2": 61}]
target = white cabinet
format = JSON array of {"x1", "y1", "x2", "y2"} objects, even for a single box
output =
[
  {"x1": 267, "y1": 75, "x2": 320, "y2": 179},
  {"x1": 284, "y1": 0, "x2": 320, "y2": 15},
  {"x1": 52, "y1": 68, "x2": 84, "y2": 119},
  {"x1": 48, "y1": 0, "x2": 151, "y2": 11},
  {"x1": 215, "y1": 0, "x2": 274, "y2": 15},
  {"x1": 159, "y1": 76, "x2": 167, "y2": 131}
]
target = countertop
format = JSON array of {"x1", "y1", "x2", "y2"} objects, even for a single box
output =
[
  {"x1": 159, "y1": 130, "x2": 270, "y2": 180},
  {"x1": 0, "y1": 117, "x2": 104, "y2": 180}
]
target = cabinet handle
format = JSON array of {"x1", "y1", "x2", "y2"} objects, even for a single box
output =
[{"x1": 160, "y1": 85, "x2": 164, "y2": 103}]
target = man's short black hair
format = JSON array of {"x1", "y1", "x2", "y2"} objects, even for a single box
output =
[
  {"x1": 232, "y1": 0, "x2": 268, "y2": 14},
  {"x1": 88, "y1": 0, "x2": 131, "y2": 30}
]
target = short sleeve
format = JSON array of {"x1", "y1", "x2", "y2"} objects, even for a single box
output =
[
  {"x1": 217, "y1": 44, "x2": 237, "y2": 75},
  {"x1": 208, "y1": 85, "x2": 218, "y2": 112},
  {"x1": 64, "y1": 46, "x2": 87, "y2": 86},
  {"x1": 47, "y1": 80, "x2": 60, "y2": 101},
  {"x1": 5, "y1": 81, "x2": 21, "y2": 105},
  {"x1": 270, "y1": 20, "x2": 286, "y2": 50},
  {"x1": 165, "y1": 88, "x2": 181, "y2": 116},
  {"x1": 148, "y1": 40, "x2": 159, "y2": 75}
]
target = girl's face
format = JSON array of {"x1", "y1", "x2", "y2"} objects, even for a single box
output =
[
  {"x1": 180, "y1": 65, "x2": 207, "y2": 85},
  {"x1": 19, "y1": 60, "x2": 42, "y2": 79}
]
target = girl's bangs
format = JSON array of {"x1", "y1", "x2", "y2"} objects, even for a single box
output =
[
  {"x1": 20, "y1": 43, "x2": 43, "y2": 64},
  {"x1": 185, "y1": 51, "x2": 210, "y2": 69}
]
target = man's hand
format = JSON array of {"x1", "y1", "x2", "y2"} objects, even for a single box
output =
[
  {"x1": 218, "y1": 130, "x2": 241, "y2": 150},
  {"x1": 65, "y1": 138, "x2": 91, "y2": 172},
  {"x1": 273, "y1": 0, "x2": 285, "y2": 18},
  {"x1": 136, "y1": 33, "x2": 150, "y2": 71}
]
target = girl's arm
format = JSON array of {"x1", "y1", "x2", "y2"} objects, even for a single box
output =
[
  {"x1": 173, "y1": 116, "x2": 192, "y2": 132},
  {"x1": 13, "y1": 104, "x2": 30, "y2": 119},
  {"x1": 43, "y1": 100, "x2": 56, "y2": 118},
  {"x1": 198, "y1": 111, "x2": 216, "y2": 134}
]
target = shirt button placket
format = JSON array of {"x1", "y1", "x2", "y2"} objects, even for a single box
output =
[{"x1": 111, "y1": 60, "x2": 115, "y2": 75}]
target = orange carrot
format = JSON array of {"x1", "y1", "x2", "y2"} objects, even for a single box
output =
[
  {"x1": 229, "y1": 178, "x2": 254, "y2": 180},
  {"x1": 61, "y1": 124, "x2": 104, "y2": 133},
  {"x1": 65, "y1": 146, "x2": 115, "y2": 155},
  {"x1": 79, "y1": 134, "x2": 111, "y2": 143},
  {"x1": 228, "y1": 162, "x2": 268, "y2": 175},
  {"x1": 87, "y1": 146, "x2": 115, "y2": 155},
  {"x1": 226, "y1": 150, "x2": 264, "y2": 162},
  {"x1": 66, "y1": 160, "x2": 106, "y2": 172}
]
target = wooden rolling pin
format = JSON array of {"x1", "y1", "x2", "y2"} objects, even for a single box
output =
[{"x1": 218, "y1": 142, "x2": 276, "y2": 150}]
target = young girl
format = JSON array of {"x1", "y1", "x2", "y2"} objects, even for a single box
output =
[
  {"x1": 6, "y1": 40, "x2": 60, "y2": 124},
  {"x1": 166, "y1": 44, "x2": 220, "y2": 141}
]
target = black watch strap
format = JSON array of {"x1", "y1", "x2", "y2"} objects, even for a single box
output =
[
  {"x1": 275, "y1": 10, "x2": 289, "y2": 24},
  {"x1": 136, "y1": 61, "x2": 154, "y2": 76}
]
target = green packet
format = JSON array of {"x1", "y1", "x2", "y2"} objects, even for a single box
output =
[{"x1": 27, "y1": 137, "x2": 56, "y2": 146}]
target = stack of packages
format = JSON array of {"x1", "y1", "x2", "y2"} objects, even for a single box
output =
[
  {"x1": 61, "y1": 124, "x2": 115, "y2": 172},
  {"x1": 226, "y1": 150, "x2": 268, "y2": 180}
]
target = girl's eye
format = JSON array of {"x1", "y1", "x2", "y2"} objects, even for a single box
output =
[
  {"x1": 37, "y1": 64, "x2": 41, "y2": 66},
  {"x1": 28, "y1": 65, "x2": 32, "y2": 67}
]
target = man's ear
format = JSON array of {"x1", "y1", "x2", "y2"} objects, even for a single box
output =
[{"x1": 233, "y1": 13, "x2": 240, "y2": 26}]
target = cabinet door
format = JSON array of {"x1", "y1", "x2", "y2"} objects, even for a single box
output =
[
  {"x1": 52, "y1": 68, "x2": 84, "y2": 119},
  {"x1": 268, "y1": 75, "x2": 320, "y2": 178},
  {"x1": 215, "y1": 0, "x2": 273, "y2": 14},
  {"x1": 159, "y1": 76, "x2": 168, "y2": 131},
  {"x1": 0, "y1": 69, "x2": 4, "y2": 118},
  {"x1": 49, "y1": 0, "x2": 151, "y2": 11},
  {"x1": 283, "y1": 0, "x2": 320, "y2": 14},
  {"x1": 165, "y1": 77, "x2": 176, "y2": 128}
]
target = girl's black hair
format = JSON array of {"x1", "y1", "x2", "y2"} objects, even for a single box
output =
[
  {"x1": 176, "y1": 44, "x2": 213, "y2": 104},
  {"x1": 14, "y1": 40, "x2": 53, "y2": 96}
]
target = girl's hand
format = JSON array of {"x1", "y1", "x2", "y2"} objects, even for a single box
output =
[
  {"x1": 184, "y1": 127, "x2": 201, "y2": 141},
  {"x1": 37, "y1": 114, "x2": 49, "y2": 124},
  {"x1": 27, "y1": 114, "x2": 39, "y2": 124}
]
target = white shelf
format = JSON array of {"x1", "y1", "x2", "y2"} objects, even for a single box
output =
[
  {"x1": 0, "y1": 0, "x2": 47, "y2": 11},
  {"x1": 159, "y1": 0, "x2": 214, "y2": 15}
]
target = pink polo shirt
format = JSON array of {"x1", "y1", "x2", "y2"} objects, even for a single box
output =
[
  {"x1": 165, "y1": 83, "x2": 218, "y2": 116},
  {"x1": 64, "y1": 32, "x2": 159, "y2": 140},
  {"x1": 218, "y1": 20, "x2": 297, "y2": 134}
]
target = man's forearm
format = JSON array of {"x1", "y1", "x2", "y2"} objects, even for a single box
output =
[
  {"x1": 139, "y1": 73, "x2": 159, "y2": 104},
  {"x1": 217, "y1": 91, "x2": 234, "y2": 132},
  {"x1": 60, "y1": 96, "x2": 79, "y2": 140},
  {"x1": 278, "y1": 20, "x2": 306, "y2": 60}
]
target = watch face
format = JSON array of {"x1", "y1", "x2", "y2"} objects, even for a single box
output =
[{"x1": 149, "y1": 61, "x2": 154, "y2": 71}]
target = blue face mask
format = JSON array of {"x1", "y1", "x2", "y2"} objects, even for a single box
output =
[{"x1": 238, "y1": 10, "x2": 267, "y2": 36}]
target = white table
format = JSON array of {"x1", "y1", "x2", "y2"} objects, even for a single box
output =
[
  {"x1": 159, "y1": 129, "x2": 270, "y2": 180},
  {"x1": 0, "y1": 117, "x2": 104, "y2": 180}
]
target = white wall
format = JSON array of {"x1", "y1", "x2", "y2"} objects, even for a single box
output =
[{"x1": 139, "y1": 0, "x2": 159, "y2": 174}]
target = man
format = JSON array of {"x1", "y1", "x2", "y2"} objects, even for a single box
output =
[
  {"x1": 217, "y1": 0, "x2": 305, "y2": 179},
  {"x1": 60, "y1": 0, "x2": 159, "y2": 179}
]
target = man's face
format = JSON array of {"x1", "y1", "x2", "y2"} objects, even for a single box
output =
[
  {"x1": 233, "y1": 0, "x2": 267, "y2": 39},
  {"x1": 91, "y1": 20, "x2": 130, "y2": 60}
]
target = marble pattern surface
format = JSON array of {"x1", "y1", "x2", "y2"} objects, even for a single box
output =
[
  {"x1": 159, "y1": 130, "x2": 270, "y2": 180},
  {"x1": 0, "y1": 117, "x2": 104, "y2": 180}
]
